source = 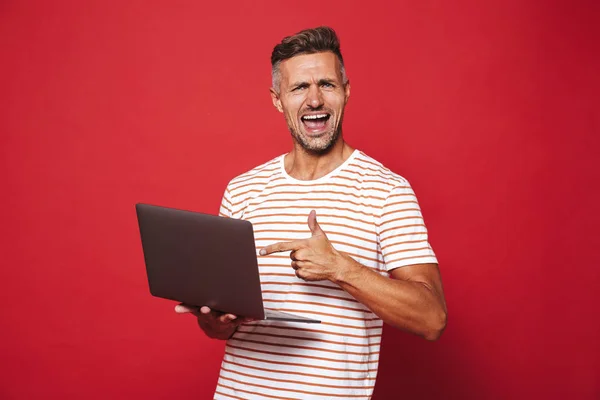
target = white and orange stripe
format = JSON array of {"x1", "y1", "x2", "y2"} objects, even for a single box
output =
[{"x1": 214, "y1": 150, "x2": 437, "y2": 400}]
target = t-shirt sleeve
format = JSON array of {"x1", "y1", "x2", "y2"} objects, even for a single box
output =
[
  {"x1": 218, "y1": 186, "x2": 233, "y2": 218},
  {"x1": 377, "y1": 183, "x2": 438, "y2": 271}
]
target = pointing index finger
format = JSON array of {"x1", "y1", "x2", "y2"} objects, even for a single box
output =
[{"x1": 260, "y1": 240, "x2": 304, "y2": 256}]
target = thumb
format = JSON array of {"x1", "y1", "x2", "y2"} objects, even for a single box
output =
[{"x1": 308, "y1": 210, "x2": 324, "y2": 236}]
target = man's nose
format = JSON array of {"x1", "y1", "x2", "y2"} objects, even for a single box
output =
[{"x1": 306, "y1": 85, "x2": 324, "y2": 108}]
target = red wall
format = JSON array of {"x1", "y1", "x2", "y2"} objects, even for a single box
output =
[{"x1": 1, "y1": 1, "x2": 598, "y2": 399}]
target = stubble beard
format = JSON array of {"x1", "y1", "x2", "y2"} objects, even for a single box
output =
[{"x1": 288, "y1": 113, "x2": 344, "y2": 155}]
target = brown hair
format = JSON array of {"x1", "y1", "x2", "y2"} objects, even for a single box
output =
[
  {"x1": 271, "y1": 26, "x2": 347, "y2": 91},
  {"x1": 271, "y1": 26, "x2": 344, "y2": 67}
]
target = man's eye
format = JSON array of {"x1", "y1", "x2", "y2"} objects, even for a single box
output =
[
  {"x1": 322, "y1": 83, "x2": 334, "y2": 88},
  {"x1": 293, "y1": 86, "x2": 307, "y2": 91}
]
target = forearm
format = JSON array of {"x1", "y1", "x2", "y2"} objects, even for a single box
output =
[{"x1": 333, "y1": 254, "x2": 447, "y2": 341}]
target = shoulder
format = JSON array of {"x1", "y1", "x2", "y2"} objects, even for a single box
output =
[
  {"x1": 225, "y1": 154, "x2": 284, "y2": 197},
  {"x1": 350, "y1": 150, "x2": 411, "y2": 192}
]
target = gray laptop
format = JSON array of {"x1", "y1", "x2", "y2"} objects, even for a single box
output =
[{"x1": 135, "y1": 203, "x2": 320, "y2": 323}]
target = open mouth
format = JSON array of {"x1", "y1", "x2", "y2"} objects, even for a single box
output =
[{"x1": 301, "y1": 113, "x2": 331, "y2": 132}]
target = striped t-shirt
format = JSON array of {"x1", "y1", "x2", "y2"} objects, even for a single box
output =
[{"x1": 214, "y1": 150, "x2": 437, "y2": 400}]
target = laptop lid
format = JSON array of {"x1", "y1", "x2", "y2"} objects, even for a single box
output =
[{"x1": 135, "y1": 203, "x2": 267, "y2": 320}]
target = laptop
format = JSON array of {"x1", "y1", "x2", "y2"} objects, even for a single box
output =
[{"x1": 135, "y1": 203, "x2": 320, "y2": 323}]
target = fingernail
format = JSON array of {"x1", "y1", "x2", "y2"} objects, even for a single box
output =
[{"x1": 259, "y1": 249, "x2": 266, "y2": 256}]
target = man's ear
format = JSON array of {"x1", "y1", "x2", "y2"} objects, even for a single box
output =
[
  {"x1": 344, "y1": 80, "x2": 351, "y2": 104},
  {"x1": 270, "y1": 88, "x2": 284, "y2": 113}
]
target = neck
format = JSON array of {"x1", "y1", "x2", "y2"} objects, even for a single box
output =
[{"x1": 284, "y1": 137, "x2": 354, "y2": 181}]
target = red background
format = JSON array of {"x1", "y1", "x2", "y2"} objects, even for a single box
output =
[{"x1": 1, "y1": 1, "x2": 598, "y2": 399}]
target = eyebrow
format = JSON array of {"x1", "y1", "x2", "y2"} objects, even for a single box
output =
[{"x1": 290, "y1": 78, "x2": 338, "y2": 87}]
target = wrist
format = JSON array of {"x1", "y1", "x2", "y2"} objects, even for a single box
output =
[{"x1": 331, "y1": 252, "x2": 363, "y2": 285}]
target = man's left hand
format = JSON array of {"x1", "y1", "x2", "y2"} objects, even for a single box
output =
[{"x1": 259, "y1": 210, "x2": 349, "y2": 282}]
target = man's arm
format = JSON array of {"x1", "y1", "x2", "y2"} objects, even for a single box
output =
[
  {"x1": 333, "y1": 258, "x2": 446, "y2": 341},
  {"x1": 260, "y1": 210, "x2": 447, "y2": 341}
]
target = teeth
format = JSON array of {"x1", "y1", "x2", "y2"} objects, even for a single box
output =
[{"x1": 302, "y1": 114, "x2": 328, "y2": 120}]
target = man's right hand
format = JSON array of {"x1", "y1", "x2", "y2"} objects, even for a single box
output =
[{"x1": 174, "y1": 304, "x2": 250, "y2": 340}]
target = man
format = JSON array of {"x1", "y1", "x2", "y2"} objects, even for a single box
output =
[{"x1": 176, "y1": 26, "x2": 447, "y2": 399}]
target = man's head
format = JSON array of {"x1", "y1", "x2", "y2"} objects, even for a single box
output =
[{"x1": 270, "y1": 27, "x2": 350, "y2": 154}]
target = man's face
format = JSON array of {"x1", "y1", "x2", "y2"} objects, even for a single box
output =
[{"x1": 271, "y1": 52, "x2": 350, "y2": 153}]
